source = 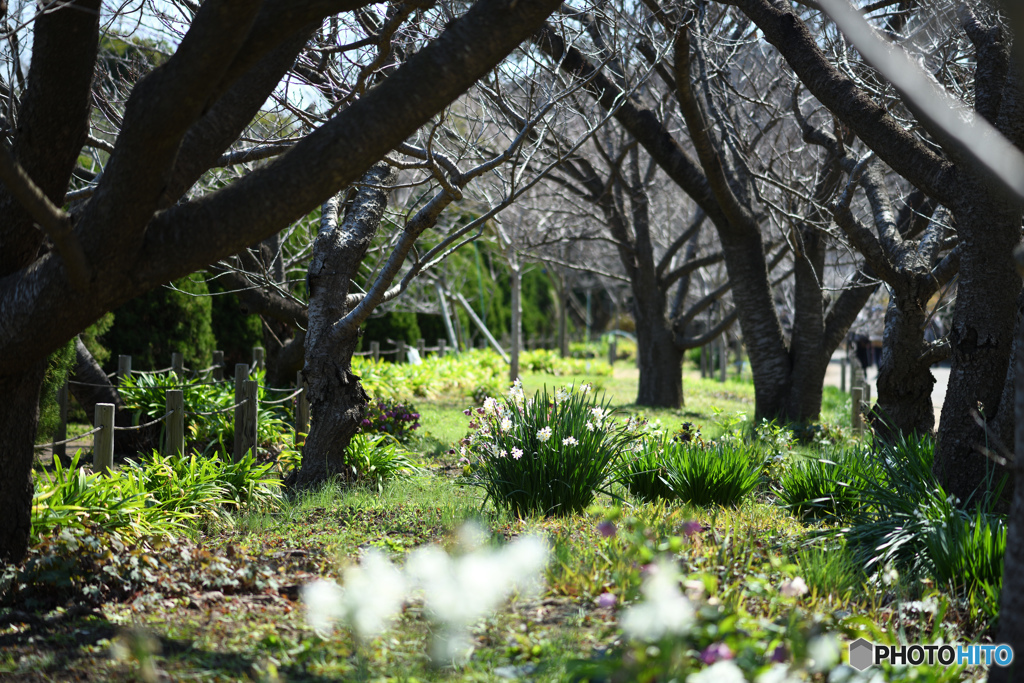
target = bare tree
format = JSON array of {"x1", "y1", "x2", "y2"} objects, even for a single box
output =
[{"x1": 0, "y1": 0, "x2": 569, "y2": 564}]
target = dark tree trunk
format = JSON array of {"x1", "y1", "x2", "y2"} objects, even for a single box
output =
[
  {"x1": 0, "y1": 364, "x2": 45, "y2": 564},
  {"x1": 292, "y1": 163, "x2": 397, "y2": 489},
  {"x1": 634, "y1": 289, "x2": 683, "y2": 408},
  {"x1": 872, "y1": 295, "x2": 937, "y2": 438},
  {"x1": 934, "y1": 188, "x2": 1021, "y2": 504}
]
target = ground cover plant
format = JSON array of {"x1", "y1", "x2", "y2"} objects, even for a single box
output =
[{"x1": 3, "y1": 359, "x2": 1006, "y2": 681}]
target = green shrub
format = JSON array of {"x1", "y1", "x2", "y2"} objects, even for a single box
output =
[
  {"x1": 463, "y1": 383, "x2": 639, "y2": 517},
  {"x1": 37, "y1": 339, "x2": 76, "y2": 441},
  {"x1": 102, "y1": 274, "x2": 215, "y2": 371},
  {"x1": 360, "y1": 311, "x2": 421, "y2": 359},
  {"x1": 820, "y1": 433, "x2": 1006, "y2": 609},
  {"x1": 662, "y1": 439, "x2": 763, "y2": 508},
  {"x1": 622, "y1": 444, "x2": 674, "y2": 502},
  {"x1": 344, "y1": 434, "x2": 420, "y2": 493},
  {"x1": 777, "y1": 447, "x2": 867, "y2": 521},
  {"x1": 31, "y1": 450, "x2": 282, "y2": 542}
]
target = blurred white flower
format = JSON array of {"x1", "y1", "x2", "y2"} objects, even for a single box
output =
[
  {"x1": 807, "y1": 634, "x2": 841, "y2": 672},
  {"x1": 586, "y1": 421, "x2": 597, "y2": 432},
  {"x1": 580, "y1": 383, "x2": 592, "y2": 395},
  {"x1": 554, "y1": 388, "x2": 570, "y2": 403},
  {"x1": 881, "y1": 565, "x2": 899, "y2": 586},
  {"x1": 687, "y1": 660, "x2": 745, "y2": 683},
  {"x1": 756, "y1": 663, "x2": 802, "y2": 683},
  {"x1": 537, "y1": 427, "x2": 553, "y2": 442},
  {"x1": 780, "y1": 577, "x2": 808, "y2": 598},
  {"x1": 500, "y1": 417, "x2": 513, "y2": 431},
  {"x1": 563, "y1": 436, "x2": 578, "y2": 447},
  {"x1": 620, "y1": 559, "x2": 694, "y2": 640},
  {"x1": 590, "y1": 407, "x2": 608, "y2": 422},
  {"x1": 301, "y1": 550, "x2": 406, "y2": 639},
  {"x1": 511, "y1": 447, "x2": 523, "y2": 460},
  {"x1": 483, "y1": 397, "x2": 500, "y2": 415},
  {"x1": 406, "y1": 533, "x2": 548, "y2": 664}
]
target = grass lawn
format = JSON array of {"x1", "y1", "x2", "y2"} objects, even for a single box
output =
[{"x1": 1, "y1": 360, "x2": 989, "y2": 682}]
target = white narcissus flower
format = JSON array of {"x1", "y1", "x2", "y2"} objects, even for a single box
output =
[
  {"x1": 500, "y1": 417, "x2": 513, "y2": 431},
  {"x1": 511, "y1": 447, "x2": 523, "y2": 459},
  {"x1": 482, "y1": 397, "x2": 500, "y2": 415},
  {"x1": 554, "y1": 388, "x2": 570, "y2": 403},
  {"x1": 537, "y1": 427, "x2": 553, "y2": 442},
  {"x1": 586, "y1": 421, "x2": 597, "y2": 432},
  {"x1": 563, "y1": 436, "x2": 578, "y2": 446},
  {"x1": 780, "y1": 576, "x2": 808, "y2": 597},
  {"x1": 580, "y1": 383, "x2": 592, "y2": 395}
]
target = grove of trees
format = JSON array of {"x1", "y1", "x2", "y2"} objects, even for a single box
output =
[{"x1": 3, "y1": 1, "x2": 1024, "y2": 661}]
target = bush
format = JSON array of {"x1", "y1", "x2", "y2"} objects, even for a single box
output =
[
  {"x1": 661, "y1": 439, "x2": 763, "y2": 508},
  {"x1": 462, "y1": 382, "x2": 640, "y2": 517},
  {"x1": 344, "y1": 434, "x2": 420, "y2": 493},
  {"x1": 37, "y1": 339, "x2": 76, "y2": 441},
  {"x1": 777, "y1": 446, "x2": 867, "y2": 521},
  {"x1": 819, "y1": 433, "x2": 1006, "y2": 612},
  {"x1": 31, "y1": 450, "x2": 282, "y2": 542},
  {"x1": 519, "y1": 348, "x2": 613, "y2": 376},
  {"x1": 101, "y1": 274, "x2": 215, "y2": 371},
  {"x1": 358, "y1": 397, "x2": 421, "y2": 442},
  {"x1": 622, "y1": 445, "x2": 674, "y2": 503}
]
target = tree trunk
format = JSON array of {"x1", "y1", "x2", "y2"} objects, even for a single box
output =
[
  {"x1": 989, "y1": 248, "x2": 1024, "y2": 683},
  {"x1": 871, "y1": 295, "x2": 937, "y2": 438},
  {"x1": 510, "y1": 260, "x2": 522, "y2": 381},
  {"x1": 634, "y1": 286, "x2": 683, "y2": 408},
  {"x1": 292, "y1": 163, "x2": 397, "y2": 489},
  {"x1": 934, "y1": 188, "x2": 1021, "y2": 504},
  {"x1": 0, "y1": 363, "x2": 45, "y2": 564}
]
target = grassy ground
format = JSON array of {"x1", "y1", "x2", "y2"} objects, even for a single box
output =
[{"x1": 0, "y1": 361, "x2": 986, "y2": 682}]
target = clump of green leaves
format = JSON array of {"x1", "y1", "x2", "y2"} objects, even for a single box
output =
[
  {"x1": 462, "y1": 382, "x2": 640, "y2": 517},
  {"x1": 344, "y1": 434, "x2": 420, "y2": 493},
  {"x1": 777, "y1": 446, "x2": 868, "y2": 521},
  {"x1": 32, "y1": 450, "x2": 282, "y2": 542}
]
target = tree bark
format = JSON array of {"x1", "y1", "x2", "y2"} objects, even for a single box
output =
[
  {"x1": 292, "y1": 163, "x2": 397, "y2": 489},
  {"x1": 933, "y1": 185, "x2": 1021, "y2": 503},
  {"x1": 0, "y1": 363, "x2": 45, "y2": 564},
  {"x1": 871, "y1": 292, "x2": 937, "y2": 438}
]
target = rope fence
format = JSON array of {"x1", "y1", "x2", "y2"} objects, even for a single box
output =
[{"x1": 34, "y1": 426, "x2": 102, "y2": 450}]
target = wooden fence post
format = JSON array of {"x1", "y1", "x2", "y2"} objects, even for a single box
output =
[
  {"x1": 166, "y1": 389, "x2": 184, "y2": 456},
  {"x1": 840, "y1": 356, "x2": 847, "y2": 393},
  {"x1": 172, "y1": 352, "x2": 184, "y2": 377},
  {"x1": 417, "y1": 338, "x2": 426, "y2": 359},
  {"x1": 397, "y1": 339, "x2": 406, "y2": 364},
  {"x1": 234, "y1": 363, "x2": 248, "y2": 461},
  {"x1": 370, "y1": 341, "x2": 380, "y2": 361},
  {"x1": 54, "y1": 382, "x2": 68, "y2": 460},
  {"x1": 212, "y1": 350, "x2": 224, "y2": 381},
  {"x1": 608, "y1": 338, "x2": 617, "y2": 366},
  {"x1": 719, "y1": 339, "x2": 727, "y2": 383},
  {"x1": 253, "y1": 346, "x2": 265, "y2": 372},
  {"x1": 438, "y1": 339, "x2": 447, "y2": 357},
  {"x1": 94, "y1": 403, "x2": 114, "y2": 474},
  {"x1": 235, "y1": 379, "x2": 259, "y2": 461},
  {"x1": 700, "y1": 345, "x2": 707, "y2": 378},
  {"x1": 851, "y1": 387, "x2": 863, "y2": 434},
  {"x1": 296, "y1": 371, "x2": 310, "y2": 446},
  {"x1": 117, "y1": 354, "x2": 132, "y2": 388}
]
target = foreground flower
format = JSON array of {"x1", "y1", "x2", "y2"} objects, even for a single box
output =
[
  {"x1": 700, "y1": 641, "x2": 733, "y2": 664},
  {"x1": 500, "y1": 417, "x2": 513, "y2": 431},
  {"x1": 619, "y1": 559, "x2": 694, "y2": 640},
  {"x1": 596, "y1": 592, "x2": 617, "y2": 609},
  {"x1": 780, "y1": 576, "x2": 808, "y2": 598},
  {"x1": 511, "y1": 447, "x2": 523, "y2": 460},
  {"x1": 688, "y1": 660, "x2": 745, "y2": 683},
  {"x1": 563, "y1": 436, "x2": 578, "y2": 447},
  {"x1": 301, "y1": 549, "x2": 406, "y2": 639},
  {"x1": 537, "y1": 426, "x2": 553, "y2": 442},
  {"x1": 597, "y1": 520, "x2": 616, "y2": 538}
]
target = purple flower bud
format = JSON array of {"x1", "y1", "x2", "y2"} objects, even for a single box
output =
[
  {"x1": 681, "y1": 520, "x2": 704, "y2": 537},
  {"x1": 464, "y1": 409, "x2": 472, "y2": 416},
  {"x1": 770, "y1": 644, "x2": 788, "y2": 663},
  {"x1": 361, "y1": 419, "x2": 371, "y2": 427},
  {"x1": 597, "y1": 521, "x2": 617, "y2": 538},
  {"x1": 700, "y1": 643, "x2": 733, "y2": 665},
  {"x1": 596, "y1": 593, "x2": 617, "y2": 609}
]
